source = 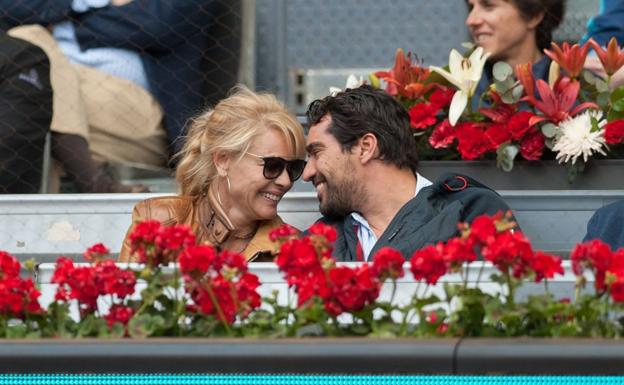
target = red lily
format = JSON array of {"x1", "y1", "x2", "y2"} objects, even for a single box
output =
[
  {"x1": 589, "y1": 37, "x2": 624, "y2": 76},
  {"x1": 544, "y1": 41, "x2": 590, "y2": 78},
  {"x1": 479, "y1": 89, "x2": 517, "y2": 123},
  {"x1": 529, "y1": 77, "x2": 598, "y2": 125},
  {"x1": 375, "y1": 48, "x2": 433, "y2": 100},
  {"x1": 516, "y1": 62, "x2": 597, "y2": 125}
]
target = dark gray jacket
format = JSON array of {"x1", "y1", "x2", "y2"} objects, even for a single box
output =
[{"x1": 314, "y1": 173, "x2": 514, "y2": 261}]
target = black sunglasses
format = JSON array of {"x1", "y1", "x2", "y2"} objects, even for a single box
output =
[{"x1": 246, "y1": 152, "x2": 307, "y2": 182}]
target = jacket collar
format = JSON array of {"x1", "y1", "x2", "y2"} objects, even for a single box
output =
[
  {"x1": 198, "y1": 187, "x2": 237, "y2": 245},
  {"x1": 199, "y1": 187, "x2": 284, "y2": 260}
]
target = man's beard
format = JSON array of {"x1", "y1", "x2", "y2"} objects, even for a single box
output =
[{"x1": 316, "y1": 172, "x2": 364, "y2": 219}]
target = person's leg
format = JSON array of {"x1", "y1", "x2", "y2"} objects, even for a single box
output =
[
  {"x1": 0, "y1": 34, "x2": 52, "y2": 193},
  {"x1": 8, "y1": 26, "x2": 149, "y2": 193},
  {"x1": 74, "y1": 64, "x2": 169, "y2": 167},
  {"x1": 51, "y1": 132, "x2": 148, "y2": 193}
]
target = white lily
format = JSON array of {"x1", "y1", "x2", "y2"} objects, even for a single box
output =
[
  {"x1": 329, "y1": 74, "x2": 365, "y2": 96},
  {"x1": 429, "y1": 47, "x2": 490, "y2": 126}
]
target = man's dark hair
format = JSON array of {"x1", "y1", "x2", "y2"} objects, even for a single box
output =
[{"x1": 306, "y1": 85, "x2": 419, "y2": 173}]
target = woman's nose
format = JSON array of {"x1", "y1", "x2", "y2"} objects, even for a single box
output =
[{"x1": 465, "y1": 8, "x2": 482, "y2": 28}]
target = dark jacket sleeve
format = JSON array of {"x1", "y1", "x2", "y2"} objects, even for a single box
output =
[
  {"x1": 0, "y1": 0, "x2": 73, "y2": 28},
  {"x1": 73, "y1": 0, "x2": 211, "y2": 52},
  {"x1": 583, "y1": 200, "x2": 624, "y2": 250},
  {"x1": 434, "y1": 173, "x2": 516, "y2": 227}
]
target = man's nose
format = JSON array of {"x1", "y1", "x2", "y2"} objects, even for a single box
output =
[{"x1": 302, "y1": 160, "x2": 315, "y2": 182}]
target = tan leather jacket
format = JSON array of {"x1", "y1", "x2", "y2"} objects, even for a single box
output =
[{"x1": 119, "y1": 194, "x2": 287, "y2": 262}]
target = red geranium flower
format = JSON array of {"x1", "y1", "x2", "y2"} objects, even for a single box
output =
[
  {"x1": 372, "y1": 247, "x2": 405, "y2": 281},
  {"x1": 84, "y1": 243, "x2": 110, "y2": 263},
  {"x1": 410, "y1": 243, "x2": 448, "y2": 284}
]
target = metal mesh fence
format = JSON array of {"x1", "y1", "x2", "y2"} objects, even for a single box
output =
[
  {"x1": 0, "y1": 0, "x2": 242, "y2": 194},
  {"x1": 0, "y1": 0, "x2": 612, "y2": 265}
]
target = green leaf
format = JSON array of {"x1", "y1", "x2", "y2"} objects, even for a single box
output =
[
  {"x1": 295, "y1": 323, "x2": 325, "y2": 337},
  {"x1": 541, "y1": 123, "x2": 557, "y2": 138},
  {"x1": 6, "y1": 324, "x2": 27, "y2": 339},
  {"x1": 597, "y1": 92, "x2": 611, "y2": 110},
  {"x1": 496, "y1": 142, "x2": 519, "y2": 172},
  {"x1": 610, "y1": 86, "x2": 624, "y2": 111},
  {"x1": 511, "y1": 84, "x2": 524, "y2": 102},
  {"x1": 596, "y1": 79, "x2": 610, "y2": 93},
  {"x1": 368, "y1": 73, "x2": 380, "y2": 89},
  {"x1": 583, "y1": 70, "x2": 598, "y2": 85},
  {"x1": 128, "y1": 314, "x2": 165, "y2": 338},
  {"x1": 493, "y1": 61, "x2": 513, "y2": 82}
]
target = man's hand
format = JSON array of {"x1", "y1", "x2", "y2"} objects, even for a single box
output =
[
  {"x1": 584, "y1": 55, "x2": 624, "y2": 89},
  {"x1": 111, "y1": 0, "x2": 133, "y2": 6}
]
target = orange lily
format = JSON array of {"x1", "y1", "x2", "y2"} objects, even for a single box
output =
[
  {"x1": 589, "y1": 37, "x2": 624, "y2": 77},
  {"x1": 375, "y1": 48, "x2": 432, "y2": 100},
  {"x1": 515, "y1": 63, "x2": 536, "y2": 103},
  {"x1": 544, "y1": 41, "x2": 590, "y2": 78}
]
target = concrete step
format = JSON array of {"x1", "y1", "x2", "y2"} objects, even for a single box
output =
[{"x1": 1, "y1": 190, "x2": 623, "y2": 262}]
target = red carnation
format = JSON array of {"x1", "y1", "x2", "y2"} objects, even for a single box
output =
[
  {"x1": 429, "y1": 87, "x2": 455, "y2": 109},
  {"x1": 604, "y1": 119, "x2": 624, "y2": 145},
  {"x1": 456, "y1": 122, "x2": 491, "y2": 160},
  {"x1": 520, "y1": 128, "x2": 545, "y2": 161},
  {"x1": 484, "y1": 123, "x2": 511, "y2": 150},
  {"x1": 409, "y1": 103, "x2": 439, "y2": 129},
  {"x1": 429, "y1": 119, "x2": 456, "y2": 149},
  {"x1": 508, "y1": 111, "x2": 533, "y2": 141}
]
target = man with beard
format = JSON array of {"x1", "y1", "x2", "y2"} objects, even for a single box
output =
[{"x1": 302, "y1": 85, "x2": 513, "y2": 261}]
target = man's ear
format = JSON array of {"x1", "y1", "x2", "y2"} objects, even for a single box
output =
[
  {"x1": 212, "y1": 152, "x2": 231, "y2": 176},
  {"x1": 357, "y1": 133, "x2": 379, "y2": 164}
]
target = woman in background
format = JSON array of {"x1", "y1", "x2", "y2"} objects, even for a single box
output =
[
  {"x1": 465, "y1": 0, "x2": 565, "y2": 105},
  {"x1": 119, "y1": 86, "x2": 306, "y2": 262}
]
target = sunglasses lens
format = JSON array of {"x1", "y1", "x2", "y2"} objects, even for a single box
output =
[
  {"x1": 262, "y1": 157, "x2": 286, "y2": 179},
  {"x1": 286, "y1": 160, "x2": 307, "y2": 181},
  {"x1": 260, "y1": 157, "x2": 307, "y2": 182}
]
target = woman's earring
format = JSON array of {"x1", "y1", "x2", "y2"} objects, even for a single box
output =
[{"x1": 226, "y1": 175, "x2": 231, "y2": 193}]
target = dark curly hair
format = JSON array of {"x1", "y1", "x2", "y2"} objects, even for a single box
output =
[
  {"x1": 306, "y1": 85, "x2": 419, "y2": 173},
  {"x1": 513, "y1": 0, "x2": 566, "y2": 51}
]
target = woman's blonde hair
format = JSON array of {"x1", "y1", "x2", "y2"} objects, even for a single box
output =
[{"x1": 175, "y1": 85, "x2": 305, "y2": 197}]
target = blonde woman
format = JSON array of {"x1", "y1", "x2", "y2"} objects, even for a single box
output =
[{"x1": 119, "y1": 86, "x2": 306, "y2": 262}]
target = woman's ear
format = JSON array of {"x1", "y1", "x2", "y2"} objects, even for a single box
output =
[
  {"x1": 213, "y1": 152, "x2": 231, "y2": 176},
  {"x1": 528, "y1": 11, "x2": 544, "y2": 29},
  {"x1": 357, "y1": 133, "x2": 379, "y2": 164}
]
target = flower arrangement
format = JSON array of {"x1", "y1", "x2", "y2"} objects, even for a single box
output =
[
  {"x1": 370, "y1": 38, "x2": 624, "y2": 178},
  {"x1": 2, "y1": 216, "x2": 624, "y2": 338}
]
